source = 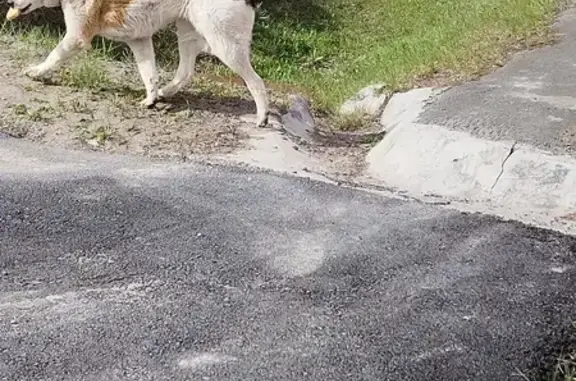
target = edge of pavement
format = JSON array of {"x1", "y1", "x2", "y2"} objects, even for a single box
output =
[
  {"x1": 2, "y1": 107, "x2": 576, "y2": 237},
  {"x1": 206, "y1": 4, "x2": 576, "y2": 237},
  {"x1": 201, "y1": 87, "x2": 576, "y2": 236},
  {"x1": 217, "y1": 90, "x2": 576, "y2": 236},
  {"x1": 362, "y1": 84, "x2": 576, "y2": 236}
]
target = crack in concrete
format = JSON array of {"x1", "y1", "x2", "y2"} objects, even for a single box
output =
[{"x1": 490, "y1": 142, "x2": 517, "y2": 192}]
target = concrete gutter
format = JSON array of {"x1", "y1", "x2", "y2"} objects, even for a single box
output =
[{"x1": 364, "y1": 88, "x2": 576, "y2": 232}]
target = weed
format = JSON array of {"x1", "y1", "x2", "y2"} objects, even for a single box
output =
[
  {"x1": 543, "y1": 321, "x2": 576, "y2": 381},
  {"x1": 548, "y1": 354, "x2": 576, "y2": 381},
  {"x1": 328, "y1": 112, "x2": 377, "y2": 133},
  {"x1": 58, "y1": 55, "x2": 111, "y2": 90},
  {"x1": 76, "y1": 124, "x2": 115, "y2": 147},
  {"x1": 11, "y1": 102, "x2": 54, "y2": 122}
]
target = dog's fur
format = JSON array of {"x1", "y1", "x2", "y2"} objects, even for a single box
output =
[{"x1": 7, "y1": 0, "x2": 269, "y2": 127}]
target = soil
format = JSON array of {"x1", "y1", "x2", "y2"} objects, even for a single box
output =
[{"x1": 0, "y1": 36, "x2": 278, "y2": 158}]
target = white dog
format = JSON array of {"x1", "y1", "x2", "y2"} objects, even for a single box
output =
[{"x1": 5, "y1": 0, "x2": 270, "y2": 127}]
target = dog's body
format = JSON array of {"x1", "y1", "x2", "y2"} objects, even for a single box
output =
[{"x1": 7, "y1": 0, "x2": 269, "y2": 127}]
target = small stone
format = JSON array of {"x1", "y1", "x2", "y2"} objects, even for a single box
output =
[
  {"x1": 86, "y1": 138, "x2": 101, "y2": 148},
  {"x1": 155, "y1": 102, "x2": 175, "y2": 112},
  {"x1": 339, "y1": 83, "x2": 391, "y2": 117}
]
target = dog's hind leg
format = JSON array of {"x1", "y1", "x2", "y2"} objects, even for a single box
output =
[
  {"x1": 159, "y1": 19, "x2": 204, "y2": 98},
  {"x1": 190, "y1": 3, "x2": 269, "y2": 127},
  {"x1": 126, "y1": 37, "x2": 160, "y2": 108}
]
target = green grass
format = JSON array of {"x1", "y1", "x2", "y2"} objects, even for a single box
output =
[
  {"x1": 249, "y1": 0, "x2": 559, "y2": 109},
  {"x1": 2, "y1": 20, "x2": 114, "y2": 90},
  {"x1": 0, "y1": 0, "x2": 562, "y2": 111}
]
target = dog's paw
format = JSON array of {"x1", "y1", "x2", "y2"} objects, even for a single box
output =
[
  {"x1": 158, "y1": 84, "x2": 177, "y2": 99},
  {"x1": 256, "y1": 113, "x2": 270, "y2": 128},
  {"x1": 240, "y1": 113, "x2": 270, "y2": 128},
  {"x1": 139, "y1": 96, "x2": 158, "y2": 109},
  {"x1": 23, "y1": 65, "x2": 49, "y2": 79}
]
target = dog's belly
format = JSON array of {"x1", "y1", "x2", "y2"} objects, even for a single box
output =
[{"x1": 99, "y1": 1, "x2": 181, "y2": 41}]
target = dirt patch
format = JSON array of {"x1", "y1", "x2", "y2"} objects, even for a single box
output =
[
  {"x1": 561, "y1": 123, "x2": 576, "y2": 153},
  {"x1": 0, "y1": 36, "x2": 275, "y2": 158},
  {"x1": 310, "y1": 144, "x2": 371, "y2": 180},
  {"x1": 0, "y1": 33, "x2": 375, "y2": 182}
]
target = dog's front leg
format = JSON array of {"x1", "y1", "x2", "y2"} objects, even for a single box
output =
[
  {"x1": 24, "y1": 33, "x2": 84, "y2": 79},
  {"x1": 126, "y1": 38, "x2": 159, "y2": 108},
  {"x1": 24, "y1": 4, "x2": 85, "y2": 79}
]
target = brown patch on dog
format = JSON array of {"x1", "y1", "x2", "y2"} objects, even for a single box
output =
[{"x1": 80, "y1": 0, "x2": 135, "y2": 48}]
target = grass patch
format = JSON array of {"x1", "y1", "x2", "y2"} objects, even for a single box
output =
[
  {"x1": 1, "y1": 21, "x2": 113, "y2": 90},
  {"x1": 0, "y1": 0, "x2": 562, "y2": 111},
  {"x1": 11, "y1": 102, "x2": 58, "y2": 122},
  {"x1": 548, "y1": 354, "x2": 576, "y2": 381},
  {"x1": 58, "y1": 55, "x2": 111, "y2": 90},
  {"x1": 542, "y1": 322, "x2": 576, "y2": 381},
  {"x1": 325, "y1": 111, "x2": 377, "y2": 132},
  {"x1": 257, "y1": 0, "x2": 561, "y2": 109}
]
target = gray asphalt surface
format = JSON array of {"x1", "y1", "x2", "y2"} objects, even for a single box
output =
[
  {"x1": 418, "y1": 3, "x2": 576, "y2": 155},
  {"x1": 0, "y1": 140, "x2": 575, "y2": 381}
]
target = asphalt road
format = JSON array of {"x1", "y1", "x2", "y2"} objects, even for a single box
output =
[{"x1": 0, "y1": 141, "x2": 575, "y2": 381}]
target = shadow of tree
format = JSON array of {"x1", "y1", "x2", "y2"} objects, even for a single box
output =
[
  {"x1": 258, "y1": 0, "x2": 335, "y2": 33},
  {"x1": 251, "y1": 0, "x2": 337, "y2": 67},
  {"x1": 0, "y1": 3, "x2": 64, "y2": 29}
]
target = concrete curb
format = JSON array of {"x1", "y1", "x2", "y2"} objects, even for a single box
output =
[
  {"x1": 366, "y1": 122, "x2": 515, "y2": 199},
  {"x1": 365, "y1": 89, "x2": 576, "y2": 228}
]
